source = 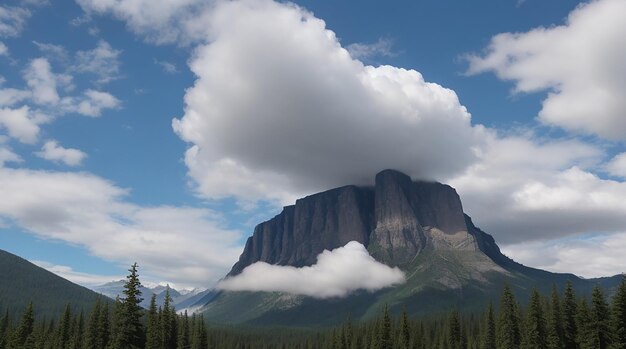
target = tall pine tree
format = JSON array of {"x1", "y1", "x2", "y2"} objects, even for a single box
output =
[
  {"x1": 145, "y1": 294, "x2": 159, "y2": 349},
  {"x1": 546, "y1": 285, "x2": 564, "y2": 349},
  {"x1": 562, "y1": 281, "x2": 578, "y2": 349},
  {"x1": 497, "y1": 285, "x2": 521, "y2": 349},
  {"x1": 523, "y1": 289, "x2": 547, "y2": 349},
  {"x1": 612, "y1": 277, "x2": 626, "y2": 349},
  {"x1": 482, "y1": 302, "x2": 496, "y2": 349},
  {"x1": 590, "y1": 287, "x2": 612, "y2": 349}
]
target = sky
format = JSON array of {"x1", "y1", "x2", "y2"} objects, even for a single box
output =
[{"x1": 0, "y1": 0, "x2": 625, "y2": 290}]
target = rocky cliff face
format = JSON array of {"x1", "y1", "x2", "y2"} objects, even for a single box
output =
[{"x1": 229, "y1": 169, "x2": 482, "y2": 274}]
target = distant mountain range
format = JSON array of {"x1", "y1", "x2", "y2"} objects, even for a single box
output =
[
  {"x1": 198, "y1": 170, "x2": 624, "y2": 326},
  {"x1": 92, "y1": 280, "x2": 211, "y2": 312},
  {"x1": 0, "y1": 249, "x2": 106, "y2": 320}
]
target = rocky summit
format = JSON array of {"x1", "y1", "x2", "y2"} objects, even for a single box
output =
[{"x1": 201, "y1": 170, "x2": 622, "y2": 326}]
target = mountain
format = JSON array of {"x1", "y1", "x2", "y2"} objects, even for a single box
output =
[
  {"x1": 201, "y1": 170, "x2": 624, "y2": 326},
  {"x1": 92, "y1": 281, "x2": 205, "y2": 310},
  {"x1": 0, "y1": 249, "x2": 107, "y2": 320}
]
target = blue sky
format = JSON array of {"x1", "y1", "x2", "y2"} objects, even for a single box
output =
[{"x1": 1, "y1": 0, "x2": 625, "y2": 288}]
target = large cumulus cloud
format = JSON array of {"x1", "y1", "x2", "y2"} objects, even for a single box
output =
[{"x1": 172, "y1": 0, "x2": 484, "y2": 205}]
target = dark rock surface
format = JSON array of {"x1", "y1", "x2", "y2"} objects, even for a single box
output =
[{"x1": 229, "y1": 169, "x2": 477, "y2": 274}]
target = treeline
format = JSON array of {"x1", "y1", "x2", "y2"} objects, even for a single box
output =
[
  {"x1": 1, "y1": 262, "x2": 625, "y2": 349},
  {"x1": 324, "y1": 280, "x2": 626, "y2": 349}
]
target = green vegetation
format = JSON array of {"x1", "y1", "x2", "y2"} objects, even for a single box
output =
[
  {"x1": 2, "y1": 263, "x2": 626, "y2": 349},
  {"x1": 0, "y1": 249, "x2": 105, "y2": 320}
]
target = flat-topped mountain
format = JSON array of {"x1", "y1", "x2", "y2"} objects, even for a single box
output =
[{"x1": 201, "y1": 170, "x2": 623, "y2": 326}]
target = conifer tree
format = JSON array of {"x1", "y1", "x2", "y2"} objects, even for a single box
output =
[
  {"x1": 145, "y1": 294, "x2": 159, "y2": 349},
  {"x1": 11, "y1": 302, "x2": 34, "y2": 348},
  {"x1": 177, "y1": 311, "x2": 190, "y2": 349},
  {"x1": 85, "y1": 297, "x2": 102, "y2": 349},
  {"x1": 55, "y1": 304, "x2": 72, "y2": 349},
  {"x1": 612, "y1": 277, "x2": 626, "y2": 349},
  {"x1": 399, "y1": 310, "x2": 410, "y2": 349},
  {"x1": 562, "y1": 281, "x2": 578, "y2": 349},
  {"x1": 161, "y1": 288, "x2": 176, "y2": 349},
  {"x1": 546, "y1": 285, "x2": 564, "y2": 349},
  {"x1": 0, "y1": 309, "x2": 10, "y2": 349},
  {"x1": 523, "y1": 289, "x2": 547, "y2": 349},
  {"x1": 344, "y1": 315, "x2": 354, "y2": 349},
  {"x1": 191, "y1": 316, "x2": 207, "y2": 349},
  {"x1": 379, "y1": 306, "x2": 392, "y2": 349},
  {"x1": 590, "y1": 287, "x2": 612, "y2": 349},
  {"x1": 97, "y1": 302, "x2": 110, "y2": 349},
  {"x1": 448, "y1": 310, "x2": 462, "y2": 349},
  {"x1": 577, "y1": 298, "x2": 593, "y2": 349},
  {"x1": 482, "y1": 302, "x2": 496, "y2": 349},
  {"x1": 497, "y1": 285, "x2": 521, "y2": 349},
  {"x1": 115, "y1": 262, "x2": 144, "y2": 349}
]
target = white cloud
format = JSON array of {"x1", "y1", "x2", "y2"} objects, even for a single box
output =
[
  {"x1": 0, "y1": 167, "x2": 244, "y2": 287},
  {"x1": 74, "y1": 40, "x2": 121, "y2": 84},
  {"x1": 0, "y1": 88, "x2": 30, "y2": 107},
  {"x1": 466, "y1": 0, "x2": 626, "y2": 140},
  {"x1": 61, "y1": 89, "x2": 121, "y2": 117},
  {"x1": 0, "y1": 106, "x2": 41, "y2": 144},
  {"x1": 173, "y1": 0, "x2": 484, "y2": 205},
  {"x1": 154, "y1": 59, "x2": 178, "y2": 74},
  {"x1": 606, "y1": 152, "x2": 626, "y2": 178},
  {"x1": 33, "y1": 41, "x2": 69, "y2": 63},
  {"x1": 0, "y1": 42, "x2": 7, "y2": 56},
  {"x1": 0, "y1": 142, "x2": 21, "y2": 167},
  {"x1": 32, "y1": 260, "x2": 122, "y2": 287},
  {"x1": 24, "y1": 58, "x2": 60, "y2": 105},
  {"x1": 36, "y1": 140, "x2": 87, "y2": 166},
  {"x1": 0, "y1": 5, "x2": 30, "y2": 38},
  {"x1": 219, "y1": 241, "x2": 405, "y2": 298},
  {"x1": 502, "y1": 232, "x2": 626, "y2": 278},
  {"x1": 449, "y1": 132, "x2": 626, "y2": 245},
  {"x1": 346, "y1": 38, "x2": 397, "y2": 61},
  {"x1": 76, "y1": 0, "x2": 209, "y2": 45}
]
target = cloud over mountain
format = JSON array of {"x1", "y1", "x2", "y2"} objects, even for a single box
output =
[
  {"x1": 219, "y1": 241, "x2": 405, "y2": 298},
  {"x1": 172, "y1": 0, "x2": 484, "y2": 205}
]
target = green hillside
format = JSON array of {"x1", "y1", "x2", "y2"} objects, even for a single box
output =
[{"x1": 0, "y1": 249, "x2": 107, "y2": 320}]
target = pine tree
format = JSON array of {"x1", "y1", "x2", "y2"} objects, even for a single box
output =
[
  {"x1": 448, "y1": 310, "x2": 462, "y2": 349},
  {"x1": 11, "y1": 302, "x2": 34, "y2": 347},
  {"x1": 399, "y1": 310, "x2": 410, "y2": 349},
  {"x1": 482, "y1": 302, "x2": 496, "y2": 349},
  {"x1": 161, "y1": 288, "x2": 176, "y2": 349},
  {"x1": 145, "y1": 294, "x2": 159, "y2": 349},
  {"x1": 191, "y1": 316, "x2": 207, "y2": 349},
  {"x1": 379, "y1": 306, "x2": 392, "y2": 349},
  {"x1": 562, "y1": 281, "x2": 578, "y2": 349},
  {"x1": 114, "y1": 262, "x2": 145, "y2": 349},
  {"x1": 497, "y1": 285, "x2": 521, "y2": 349},
  {"x1": 97, "y1": 302, "x2": 110, "y2": 349},
  {"x1": 546, "y1": 285, "x2": 564, "y2": 349},
  {"x1": 612, "y1": 277, "x2": 626, "y2": 349},
  {"x1": 55, "y1": 304, "x2": 72, "y2": 349},
  {"x1": 0, "y1": 309, "x2": 10, "y2": 349},
  {"x1": 577, "y1": 298, "x2": 593, "y2": 349},
  {"x1": 523, "y1": 289, "x2": 547, "y2": 349},
  {"x1": 590, "y1": 287, "x2": 611, "y2": 349},
  {"x1": 177, "y1": 311, "x2": 190, "y2": 349},
  {"x1": 85, "y1": 297, "x2": 102, "y2": 349}
]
